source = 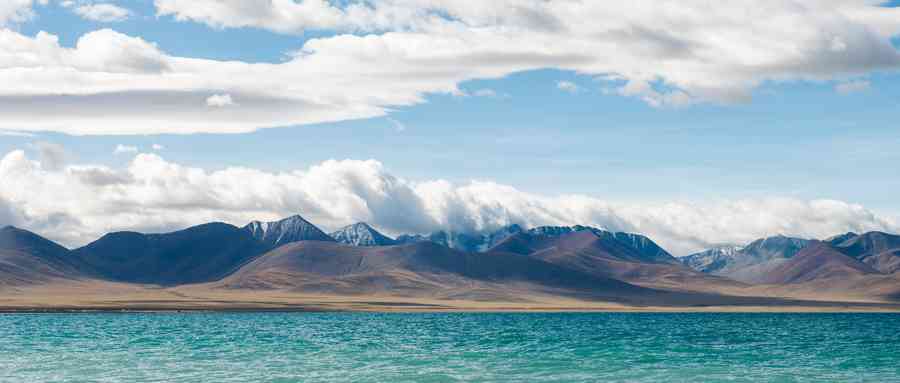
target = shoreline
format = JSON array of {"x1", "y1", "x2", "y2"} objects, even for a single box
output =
[
  {"x1": 5, "y1": 281, "x2": 900, "y2": 314},
  {"x1": 3, "y1": 303, "x2": 900, "y2": 314}
]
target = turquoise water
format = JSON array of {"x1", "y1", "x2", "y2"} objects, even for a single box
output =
[{"x1": 1, "y1": 313, "x2": 899, "y2": 382}]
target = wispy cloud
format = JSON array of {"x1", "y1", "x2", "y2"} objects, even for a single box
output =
[
  {"x1": 473, "y1": 88, "x2": 512, "y2": 99},
  {"x1": 0, "y1": 130, "x2": 35, "y2": 137},
  {"x1": 387, "y1": 117, "x2": 406, "y2": 132},
  {"x1": 835, "y1": 80, "x2": 871, "y2": 95},
  {"x1": 62, "y1": 1, "x2": 133, "y2": 23},
  {"x1": 2, "y1": 2, "x2": 899, "y2": 134},
  {"x1": 113, "y1": 144, "x2": 138, "y2": 154},
  {"x1": 556, "y1": 81, "x2": 581, "y2": 93}
]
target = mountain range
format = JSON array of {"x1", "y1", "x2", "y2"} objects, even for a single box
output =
[
  {"x1": 681, "y1": 232, "x2": 900, "y2": 282},
  {"x1": 681, "y1": 235, "x2": 811, "y2": 284},
  {"x1": 2, "y1": 214, "x2": 899, "y2": 310}
]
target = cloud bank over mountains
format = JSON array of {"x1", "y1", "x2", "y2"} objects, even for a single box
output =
[
  {"x1": 0, "y1": 1, "x2": 899, "y2": 134},
  {"x1": 1, "y1": 148, "x2": 896, "y2": 255}
]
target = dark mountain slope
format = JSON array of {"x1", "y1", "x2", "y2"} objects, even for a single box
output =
[
  {"x1": 759, "y1": 242, "x2": 881, "y2": 285},
  {"x1": 491, "y1": 226, "x2": 680, "y2": 264},
  {"x1": 219, "y1": 240, "x2": 654, "y2": 300},
  {"x1": 395, "y1": 225, "x2": 525, "y2": 253},
  {"x1": 1, "y1": 226, "x2": 71, "y2": 264},
  {"x1": 0, "y1": 226, "x2": 88, "y2": 286},
  {"x1": 489, "y1": 229, "x2": 742, "y2": 291},
  {"x1": 73, "y1": 222, "x2": 269, "y2": 285},
  {"x1": 829, "y1": 232, "x2": 900, "y2": 273}
]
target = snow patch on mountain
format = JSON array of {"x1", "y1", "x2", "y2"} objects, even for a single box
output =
[
  {"x1": 681, "y1": 235, "x2": 811, "y2": 283},
  {"x1": 330, "y1": 222, "x2": 396, "y2": 246},
  {"x1": 244, "y1": 215, "x2": 334, "y2": 247}
]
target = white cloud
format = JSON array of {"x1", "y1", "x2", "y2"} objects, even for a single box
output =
[
  {"x1": 0, "y1": 28, "x2": 168, "y2": 73},
  {"x1": 151, "y1": 143, "x2": 164, "y2": 151},
  {"x1": 113, "y1": 144, "x2": 137, "y2": 154},
  {"x1": 206, "y1": 93, "x2": 236, "y2": 108},
  {"x1": 0, "y1": 2, "x2": 897, "y2": 134},
  {"x1": 70, "y1": 3, "x2": 133, "y2": 23},
  {"x1": 835, "y1": 79, "x2": 871, "y2": 94},
  {"x1": 32, "y1": 141, "x2": 67, "y2": 171},
  {"x1": 470, "y1": 88, "x2": 510, "y2": 99},
  {"x1": 830, "y1": 36, "x2": 848, "y2": 52},
  {"x1": 155, "y1": 0, "x2": 350, "y2": 33},
  {"x1": 0, "y1": 195, "x2": 23, "y2": 228},
  {"x1": 0, "y1": 0, "x2": 39, "y2": 27},
  {"x1": 1, "y1": 148, "x2": 897, "y2": 254},
  {"x1": 472, "y1": 88, "x2": 496, "y2": 97},
  {"x1": 0, "y1": 130, "x2": 35, "y2": 137},
  {"x1": 556, "y1": 80, "x2": 580, "y2": 93}
]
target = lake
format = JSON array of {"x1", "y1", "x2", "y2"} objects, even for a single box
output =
[{"x1": 2, "y1": 312, "x2": 899, "y2": 382}]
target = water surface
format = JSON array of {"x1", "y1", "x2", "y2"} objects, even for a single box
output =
[{"x1": 2, "y1": 313, "x2": 899, "y2": 382}]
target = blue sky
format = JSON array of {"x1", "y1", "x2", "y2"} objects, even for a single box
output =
[
  {"x1": 5, "y1": 2, "x2": 900, "y2": 209},
  {"x1": 7, "y1": 72, "x2": 900, "y2": 208},
  {"x1": 1, "y1": 1, "x2": 899, "y2": 252}
]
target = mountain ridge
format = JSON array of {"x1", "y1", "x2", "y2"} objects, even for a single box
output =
[
  {"x1": 217, "y1": 240, "x2": 655, "y2": 302},
  {"x1": 3, "y1": 219, "x2": 900, "y2": 305},
  {"x1": 0, "y1": 226, "x2": 90, "y2": 286},
  {"x1": 72, "y1": 222, "x2": 270, "y2": 285},
  {"x1": 329, "y1": 222, "x2": 396, "y2": 246},
  {"x1": 244, "y1": 215, "x2": 335, "y2": 247},
  {"x1": 681, "y1": 235, "x2": 811, "y2": 283},
  {"x1": 828, "y1": 231, "x2": 900, "y2": 273},
  {"x1": 759, "y1": 241, "x2": 881, "y2": 285}
]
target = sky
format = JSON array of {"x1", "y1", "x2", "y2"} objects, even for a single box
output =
[{"x1": 1, "y1": 0, "x2": 899, "y2": 255}]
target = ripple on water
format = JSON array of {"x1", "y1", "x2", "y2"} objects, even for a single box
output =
[{"x1": 1, "y1": 313, "x2": 899, "y2": 382}]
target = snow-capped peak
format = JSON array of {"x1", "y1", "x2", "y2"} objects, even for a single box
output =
[
  {"x1": 330, "y1": 222, "x2": 396, "y2": 246},
  {"x1": 243, "y1": 214, "x2": 334, "y2": 247}
]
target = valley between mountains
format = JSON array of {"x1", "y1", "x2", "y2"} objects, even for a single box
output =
[{"x1": 2, "y1": 215, "x2": 899, "y2": 312}]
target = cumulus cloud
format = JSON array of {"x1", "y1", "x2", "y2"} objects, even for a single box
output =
[
  {"x1": 836, "y1": 79, "x2": 871, "y2": 94},
  {"x1": 1, "y1": 148, "x2": 897, "y2": 254},
  {"x1": 32, "y1": 141, "x2": 68, "y2": 171},
  {"x1": 113, "y1": 144, "x2": 137, "y2": 154},
  {"x1": 206, "y1": 94, "x2": 236, "y2": 107},
  {"x1": 155, "y1": 0, "x2": 350, "y2": 33},
  {"x1": 0, "y1": 28, "x2": 168, "y2": 73},
  {"x1": 71, "y1": 3, "x2": 132, "y2": 23},
  {"x1": 0, "y1": 1, "x2": 897, "y2": 134},
  {"x1": 0, "y1": 196, "x2": 22, "y2": 228},
  {"x1": 0, "y1": 0, "x2": 40, "y2": 27},
  {"x1": 151, "y1": 143, "x2": 164, "y2": 151}
]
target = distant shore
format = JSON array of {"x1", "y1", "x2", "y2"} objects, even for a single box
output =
[
  {"x1": 4, "y1": 280, "x2": 900, "y2": 314},
  {"x1": 3, "y1": 299, "x2": 900, "y2": 314}
]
